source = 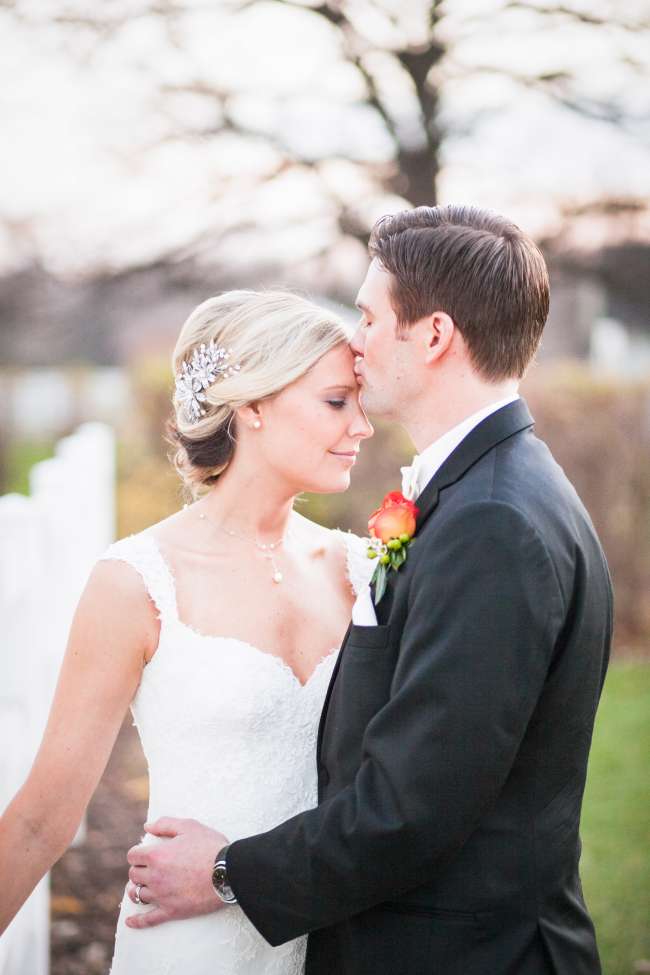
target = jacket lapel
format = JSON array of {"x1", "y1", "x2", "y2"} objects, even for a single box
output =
[
  {"x1": 414, "y1": 399, "x2": 535, "y2": 531},
  {"x1": 317, "y1": 400, "x2": 535, "y2": 768},
  {"x1": 374, "y1": 400, "x2": 535, "y2": 612}
]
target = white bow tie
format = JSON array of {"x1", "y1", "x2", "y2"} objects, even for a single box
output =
[{"x1": 400, "y1": 456, "x2": 421, "y2": 501}]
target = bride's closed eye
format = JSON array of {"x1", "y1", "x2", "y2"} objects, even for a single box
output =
[{"x1": 326, "y1": 399, "x2": 347, "y2": 410}]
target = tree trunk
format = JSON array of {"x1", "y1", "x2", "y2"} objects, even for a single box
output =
[
  {"x1": 390, "y1": 6, "x2": 445, "y2": 207},
  {"x1": 394, "y1": 143, "x2": 439, "y2": 207}
]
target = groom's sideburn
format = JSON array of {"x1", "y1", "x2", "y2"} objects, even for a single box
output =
[{"x1": 227, "y1": 399, "x2": 612, "y2": 975}]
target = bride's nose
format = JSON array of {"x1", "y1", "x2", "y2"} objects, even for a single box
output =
[{"x1": 348, "y1": 408, "x2": 373, "y2": 441}]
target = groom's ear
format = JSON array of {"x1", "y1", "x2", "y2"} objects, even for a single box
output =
[{"x1": 422, "y1": 311, "x2": 455, "y2": 365}]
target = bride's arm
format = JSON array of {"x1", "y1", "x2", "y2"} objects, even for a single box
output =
[{"x1": 0, "y1": 559, "x2": 157, "y2": 933}]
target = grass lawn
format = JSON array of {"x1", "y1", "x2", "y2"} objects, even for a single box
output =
[{"x1": 581, "y1": 659, "x2": 650, "y2": 975}]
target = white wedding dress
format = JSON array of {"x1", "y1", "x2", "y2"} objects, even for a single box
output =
[{"x1": 100, "y1": 528, "x2": 371, "y2": 975}]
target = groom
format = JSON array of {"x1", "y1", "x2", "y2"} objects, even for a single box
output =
[{"x1": 126, "y1": 205, "x2": 612, "y2": 973}]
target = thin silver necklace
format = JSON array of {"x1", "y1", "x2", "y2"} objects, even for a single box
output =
[{"x1": 187, "y1": 503, "x2": 287, "y2": 584}]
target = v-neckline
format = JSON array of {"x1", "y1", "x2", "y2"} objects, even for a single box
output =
[
  {"x1": 175, "y1": 620, "x2": 339, "y2": 689},
  {"x1": 146, "y1": 533, "x2": 340, "y2": 689}
]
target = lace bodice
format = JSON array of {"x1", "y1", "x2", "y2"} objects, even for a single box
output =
[{"x1": 102, "y1": 526, "x2": 372, "y2": 975}]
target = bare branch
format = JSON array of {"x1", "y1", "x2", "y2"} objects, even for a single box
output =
[
  {"x1": 350, "y1": 57, "x2": 400, "y2": 143},
  {"x1": 145, "y1": 84, "x2": 329, "y2": 168},
  {"x1": 238, "y1": 0, "x2": 346, "y2": 28},
  {"x1": 470, "y1": 63, "x2": 650, "y2": 128},
  {"x1": 503, "y1": 2, "x2": 650, "y2": 31}
]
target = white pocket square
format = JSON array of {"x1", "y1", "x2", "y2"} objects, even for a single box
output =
[{"x1": 352, "y1": 584, "x2": 378, "y2": 626}]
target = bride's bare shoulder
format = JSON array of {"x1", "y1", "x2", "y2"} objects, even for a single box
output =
[
  {"x1": 78, "y1": 555, "x2": 159, "y2": 661},
  {"x1": 90, "y1": 510, "x2": 188, "y2": 619}
]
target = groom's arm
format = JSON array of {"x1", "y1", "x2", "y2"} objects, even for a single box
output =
[{"x1": 226, "y1": 500, "x2": 565, "y2": 944}]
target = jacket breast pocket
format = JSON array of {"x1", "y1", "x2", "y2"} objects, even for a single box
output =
[
  {"x1": 322, "y1": 624, "x2": 397, "y2": 784},
  {"x1": 345, "y1": 623, "x2": 393, "y2": 650}
]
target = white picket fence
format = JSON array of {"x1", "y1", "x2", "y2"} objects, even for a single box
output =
[{"x1": 0, "y1": 422, "x2": 115, "y2": 975}]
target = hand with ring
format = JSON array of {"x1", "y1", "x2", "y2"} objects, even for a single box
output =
[
  {"x1": 128, "y1": 877, "x2": 151, "y2": 908},
  {"x1": 125, "y1": 818, "x2": 229, "y2": 929}
]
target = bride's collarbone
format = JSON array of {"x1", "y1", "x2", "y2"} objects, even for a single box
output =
[
  {"x1": 172, "y1": 543, "x2": 350, "y2": 664},
  {"x1": 187, "y1": 530, "x2": 345, "y2": 597}
]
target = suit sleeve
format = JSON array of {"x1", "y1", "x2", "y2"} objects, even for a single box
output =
[{"x1": 226, "y1": 500, "x2": 565, "y2": 945}]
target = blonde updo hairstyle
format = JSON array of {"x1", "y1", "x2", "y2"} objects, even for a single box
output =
[{"x1": 167, "y1": 290, "x2": 351, "y2": 498}]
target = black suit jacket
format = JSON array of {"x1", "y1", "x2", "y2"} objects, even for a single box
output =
[{"x1": 227, "y1": 400, "x2": 613, "y2": 975}]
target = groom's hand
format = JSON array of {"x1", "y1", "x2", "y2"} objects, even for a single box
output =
[{"x1": 125, "y1": 818, "x2": 229, "y2": 928}]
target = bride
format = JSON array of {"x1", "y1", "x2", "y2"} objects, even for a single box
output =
[{"x1": 0, "y1": 290, "x2": 374, "y2": 973}]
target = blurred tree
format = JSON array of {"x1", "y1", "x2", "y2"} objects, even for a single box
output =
[{"x1": 2, "y1": 0, "x2": 648, "y2": 264}]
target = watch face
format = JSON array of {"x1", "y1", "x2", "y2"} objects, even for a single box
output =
[{"x1": 213, "y1": 865, "x2": 227, "y2": 887}]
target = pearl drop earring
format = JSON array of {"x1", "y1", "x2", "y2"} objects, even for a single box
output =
[{"x1": 252, "y1": 420, "x2": 262, "y2": 429}]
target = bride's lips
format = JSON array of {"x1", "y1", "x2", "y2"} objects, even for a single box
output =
[{"x1": 329, "y1": 450, "x2": 358, "y2": 465}]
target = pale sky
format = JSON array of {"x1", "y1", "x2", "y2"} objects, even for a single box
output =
[{"x1": 1, "y1": 0, "x2": 648, "y2": 276}]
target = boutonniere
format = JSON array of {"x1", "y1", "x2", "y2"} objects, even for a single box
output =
[{"x1": 367, "y1": 491, "x2": 419, "y2": 604}]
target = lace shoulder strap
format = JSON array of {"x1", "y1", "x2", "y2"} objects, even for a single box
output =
[
  {"x1": 97, "y1": 533, "x2": 178, "y2": 623},
  {"x1": 337, "y1": 529, "x2": 375, "y2": 596}
]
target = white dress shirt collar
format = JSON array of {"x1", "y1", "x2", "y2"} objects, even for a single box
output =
[{"x1": 401, "y1": 394, "x2": 520, "y2": 501}]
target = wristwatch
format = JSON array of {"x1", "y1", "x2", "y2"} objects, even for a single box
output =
[{"x1": 212, "y1": 845, "x2": 237, "y2": 904}]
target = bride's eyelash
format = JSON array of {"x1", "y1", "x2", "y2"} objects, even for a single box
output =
[{"x1": 327, "y1": 399, "x2": 346, "y2": 410}]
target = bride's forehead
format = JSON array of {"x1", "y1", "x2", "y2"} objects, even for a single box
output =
[
  {"x1": 274, "y1": 345, "x2": 356, "y2": 402},
  {"x1": 309, "y1": 348, "x2": 356, "y2": 383}
]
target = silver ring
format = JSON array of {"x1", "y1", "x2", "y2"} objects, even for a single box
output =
[{"x1": 135, "y1": 883, "x2": 143, "y2": 905}]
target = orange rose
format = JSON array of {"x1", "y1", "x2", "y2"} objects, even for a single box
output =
[{"x1": 368, "y1": 491, "x2": 418, "y2": 543}]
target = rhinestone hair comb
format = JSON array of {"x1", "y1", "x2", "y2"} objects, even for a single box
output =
[{"x1": 175, "y1": 340, "x2": 241, "y2": 424}]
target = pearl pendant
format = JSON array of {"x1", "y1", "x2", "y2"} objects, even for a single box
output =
[{"x1": 273, "y1": 571, "x2": 283, "y2": 584}]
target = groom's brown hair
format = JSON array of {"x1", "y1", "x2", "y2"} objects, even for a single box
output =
[{"x1": 368, "y1": 204, "x2": 549, "y2": 380}]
